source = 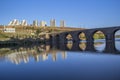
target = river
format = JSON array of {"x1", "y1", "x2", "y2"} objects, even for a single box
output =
[{"x1": 0, "y1": 39, "x2": 120, "y2": 80}]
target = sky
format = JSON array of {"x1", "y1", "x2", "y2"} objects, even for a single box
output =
[{"x1": 0, "y1": 0, "x2": 120, "y2": 28}]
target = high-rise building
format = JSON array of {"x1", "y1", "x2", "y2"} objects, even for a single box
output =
[
  {"x1": 33, "y1": 20, "x2": 38, "y2": 27},
  {"x1": 8, "y1": 21, "x2": 13, "y2": 26},
  {"x1": 21, "y1": 20, "x2": 27, "y2": 26},
  {"x1": 50, "y1": 19, "x2": 55, "y2": 27},
  {"x1": 60, "y1": 20, "x2": 65, "y2": 27},
  {"x1": 8, "y1": 19, "x2": 20, "y2": 26},
  {"x1": 40, "y1": 21, "x2": 47, "y2": 27}
]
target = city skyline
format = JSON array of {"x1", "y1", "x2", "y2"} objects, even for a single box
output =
[
  {"x1": 0, "y1": 0, "x2": 120, "y2": 28},
  {"x1": 7, "y1": 19, "x2": 65, "y2": 27}
]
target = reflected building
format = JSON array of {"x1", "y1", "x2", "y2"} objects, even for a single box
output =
[
  {"x1": 23, "y1": 56, "x2": 29, "y2": 63},
  {"x1": 52, "y1": 53, "x2": 57, "y2": 61},
  {"x1": 61, "y1": 51, "x2": 67, "y2": 59},
  {"x1": 6, "y1": 51, "x2": 30, "y2": 64},
  {"x1": 0, "y1": 45, "x2": 69, "y2": 64},
  {"x1": 34, "y1": 55, "x2": 40, "y2": 62},
  {"x1": 42, "y1": 53, "x2": 48, "y2": 61}
]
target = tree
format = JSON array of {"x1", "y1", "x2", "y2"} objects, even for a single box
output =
[{"x1": 36, "y1": 29, "x2": 42, "y2": 36}]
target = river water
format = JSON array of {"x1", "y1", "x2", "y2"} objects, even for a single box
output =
[{"x1": 0, "y1": 40, "x2": 120, "y2": 80}]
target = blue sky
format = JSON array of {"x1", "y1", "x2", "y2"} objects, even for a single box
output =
[{"x1": 0, "y1": 0, "x2": 120, "y2": 28}]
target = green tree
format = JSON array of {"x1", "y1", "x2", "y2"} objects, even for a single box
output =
[{"x1": 36, "y1": 29, "x2": 42, "y2": 36}]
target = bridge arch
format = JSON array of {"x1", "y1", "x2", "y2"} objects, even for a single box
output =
[
  {"x1": 114, "y1": 29, "x2": 120, "y2": 51},
  {"x1": 91, "y1": 30, "x2": 105, "y2": 40},
  {"x1": 61, "y1": 32, "x2": 73, "y2": 44},
  {"x1": 74, "y1": 31, "x2": 87, "y2": 50},
  {"x1": 57, "y1": 26, "x2": 120, "y2": 52},
  {"x1": 91, "y1": 30, "x2": 106, "y2": 52},
  {"x1": 78, "y1": 32, "x2": 86, "y2": 41}
]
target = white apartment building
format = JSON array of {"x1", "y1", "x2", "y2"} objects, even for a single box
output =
[
  {"x1": 50, "y1": 19, "x2": 56, "y2": 27},
  {"x1": 8, "y1": 19, "x2": 20, "y2": 26},
  {"x1": 21, "y1": 20, "x2": 28, "y2": 26},
  {"x1": 33, "y1": 20, "x2": 38, "y2": 27},
  {"x1": 40, "y1": 21, "x2": 47, "y2": 27},
  {"x1": 3, "y1": 28, "x2": 15, "y2": 33}
]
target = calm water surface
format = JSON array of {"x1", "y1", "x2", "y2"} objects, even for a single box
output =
[{"x1": 0, "y1": 40, "x2": 120, "y2": 80}]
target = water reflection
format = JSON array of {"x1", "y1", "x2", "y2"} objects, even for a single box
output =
[
  {"x1": 0, "y1": 39, "x2": 120, "y2": 64},
  {"x1": 79, "y1": 42, "x2": 86, "y2": 51},
  {"x1": 64, "y1": 40, "x2": 120, "y2": 53},
  {"x1": 94, "y1": 41, "x2": 105, "y2": 52},
  {"x1": 0, "y1": 45, "x2": 67, "y2": 64},
  {"x1": 66, "y1": 42, "x2": 73, "y2": 50},
  {"x1": 115, "y1": 38, "x2": 120, "y2": 51},
  {"x1": 115, "y1": 30, "x2": 120, "y2": 51}
]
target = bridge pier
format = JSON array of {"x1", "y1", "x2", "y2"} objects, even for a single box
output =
[
  {"x1": 59, "y1": 43, "x2": 68, "y2": 51},
  {"x1": 104, "y1": 32, "x2": 116, "y2": 53},
  {"x1": 72, "y1": 33, "x2": 79, "y2": 43},
  {"x1": 59, "y1": 33, "x2": 67, "y2": 44},
  {"x1": 71, "y1": 42, "x2": 82, "y2": 51},
  {"x1": 85, "y1": 41, "x2": 96, "y2": 51},
  {"x1": 48, "y1": 35, "x2": 59, "y2": 48},
  {"x1": 85, "y1": 32, "x2": 96, "y2": 51}
]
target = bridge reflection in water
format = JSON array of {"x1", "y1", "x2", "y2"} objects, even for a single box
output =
[
  {"x1": 58, "y1": 41, "x2": 120, "y2": 53},
  {"x1": 0, "y1": 40, "x2": 120, "y2": 64}
]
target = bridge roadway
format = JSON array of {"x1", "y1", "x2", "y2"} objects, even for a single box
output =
[{"x1": 48, "y1": 26, "x2": 120, "y2": 53}]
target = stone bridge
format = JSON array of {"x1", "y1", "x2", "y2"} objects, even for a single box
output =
[{"x1": 48, "y1": 26, "x2": 120, "y2": 53}]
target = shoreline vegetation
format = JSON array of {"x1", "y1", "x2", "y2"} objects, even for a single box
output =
[
  {"x1": 0, "y1": 26, "x2": 84, "y2": 41},
  {"x1": 0, "y1": 26, "x2": 120, "y2": 41}
]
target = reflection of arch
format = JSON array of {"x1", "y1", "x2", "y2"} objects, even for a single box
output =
[
  {"x1": 79, "y1": 42, "x2": 86, "y2": 51},
  {"x1": 66, "y1": 43, "x2": 73, "y2": 50},
  {"x1": 65, "y1": 33, "x2": 73, "y2": 44}
]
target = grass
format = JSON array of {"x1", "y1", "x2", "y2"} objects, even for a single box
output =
[{"x1": 0, "y1": 32, "x2": 10, "y2": 40}]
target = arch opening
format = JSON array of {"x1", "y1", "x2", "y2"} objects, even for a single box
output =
[
  {"x1": 79, "y1": 32, "x2": 86, "y2": 41},
  {"x1": 65, "y1": 34, "x2": 73, "y2": 50},
  {"x1": 115, "y1": 30, "x2": 120, "y2": 51},
  {"x1": 66, "y1": 34, "x2": 73, "y2": 44},
  {"x1": 93, "y1": 31, "x2": 106, "y2": 52},
  {"x1": 78, "y1": 32, "x2": 86, "y2": 50}
]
